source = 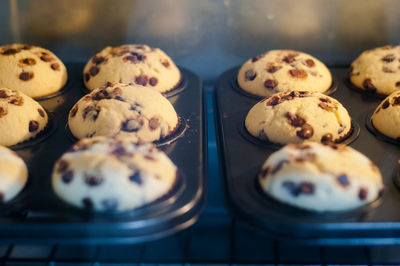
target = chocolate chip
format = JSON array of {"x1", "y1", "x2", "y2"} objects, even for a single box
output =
[
  {"x1": 123, "y1": 52, "x2": 146, "y2": 63},
  {"x1": 57, "y1": 160, "x2": 69, "y2": 173},
  {"x1": 285, "y1": 112, "x2": 305, "y2": 127},
  {"x1": 144, "y1": 155, "x2": 156, "y2": 161},
  {"x1": 40, "y1": 54, "x2": 54, "y2": 62},
  {"x1": 84, "y1": 73, "x2": 90, "y2": 82},
  {"x1": 82, "y1": 198, "x2": 93, "y2": 210},
  {"x1": 121, "y1": 119, "x2": 143, "y2": 132},
  {"x1": 359, "y1": 187, "x2": 368, "y2": 200},
  {"x1": 271, "y1": 160, "x2": 289, "y2": 175},
  {"x1": 393, "y1": 96, "x2": 400, "y2": 106},
  {"x1": 19, "y1": 72, "x2": 34, "y2": 81},
  {"x1": 86, "y1": 132, "x2": 96, "y2": 138},
  {"x1": 149, "y1": 116, "x2": 161, "y2": 130},
  {"x1": 82, "y1": 106, "x2": 100, "y2": 120},
  {"x1": 382, "y1": 100, "x2": 390, "y2": 109},
  {"x1": 161, "y1": 60, "x2": 170, "y2": 68},
  {"x1": 267, "y1": 96, "x2": 281, "y2": 106},
  {"x1": 245, "y1": 69, "x2": 257, "y2": 81},
  {"x1": 29, "y1": 120, "x2": 39, "y2": 132},
  {"x1": 89, "y1": 66, "x2": 100, "y2": 76},
  {"x1": 92, "y1": 56, "x2": 106, "y2": 65},
  {"x1": 321, "y1": 133, "x2": 333, "y2": 143},
  {"x1": 62, "y1": 171, "x2": 74, "y2": 184},
  {"x1": 320, "y1": 97, "x2": 331, "y2": 103},
  {"x1": 297, "y1": 123, "x2": 314, "y2": 139},
  {"x1": 92, "y1": 90, "x2": 110, "y2": 101},
  {"x1": 0, "y1": 90, "x2": 7, "y2": 98},
  {"x1": 363, "y1": 79, "x2": 376, "y2": 93},
  {"x1": 149, "y1": 77, "x2": 158, "y2": 86},
  {"x1": 38, "y1": 108, "x2": 45, "y2": 117},
  {"x1": 258, "y1": 167, "x2": 269, "y2": 178},
  {"x1": 264, "y1": 79, "x2": 278, "y2": 89},
  {"x1": 318, "y1": 102, "x2": 330, "y2": 111},
  {"x1": 129, "y1": 172, "x2": 142, "y2": 185},
  {"x1": 9, "y1": 97, "x2": 24, "y2": 106},
  {"x1": 396, "y1": 81, "x2": 400, "y2": 87},
  {"x1": 266, "y1": 63, "x2": 281, "y2": 73},
  {"x1": 102, "y1": 198, "x2": 118, "y2": 211},
  {"x1": 0, "y1": 107, "x2": 7, "y2": 118},
  {"x1": 85, "y1": 175, "x2": 103, "y2": 186},
  {"x1": 382, "y1": 54, "x2": 395, "y2": 63},
  {"x1": 337, "y1": 175, "x2": 349, "y2": 187},
  {"x1": 112, "y1": 146, "x2": 128, "y2": 157},
  {"x1": 130, "y1": 102, "x2": 143, "y2": 113},
  {"x1": 305, "y1": 59, "x2": 315, "y2": 67},
  {"x1": 2, "y1": 48, "x2": 18, "y2": 55},
  {"x1": 135, "y1": 75, "x2": 148, "y2": 86},
  {"x1": 258, "y1": 130, "x2": 269, "y2": 141},
  {"x1": 19, "y1": 58, "x2": 36, "y2": 66},
  {"x1": 299, "y1": 182, "x2": 314, "y2": 194},
  {"x1": 70, "y1": 106, "x2": 78, "y2": 117},
  {"x1": 114, "y1": 96, "x2": 124, "y2": 102},
  {"x1": 289, "y1": 69, "x2": 308, "y2": 79},
  {"x1": 51, "y1": 63, "x2": 60, "y2": 71},
  {"x1": 251, "y1": 55, "x2": 262, "y2": 62},
  {"x1": 282, "y1": 54, "x2": 297, "y2": 63},
  {"x1": 21, "y1": 45, "x2": 32, "y2": 50}
]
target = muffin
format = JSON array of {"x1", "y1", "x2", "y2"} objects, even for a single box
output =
[
  {"x1": 245, "y1": 90, "x2": 352, "y2": 145},
  {"x1": 52, "y1": 136, "x2": 178, "y2": 212},
  {"x1": 83, "y1": 44, "x2": 181, "y2": 94},
  {"x1": 68, "y1": 82, "x2": 179, "y2": 142},
  {"x1": 238, "y1": 50, "x2": 332, "y2": 97},
  {"x1": 350, "y1": 45, "x2": 400, "y2": 95},
  {"x1": 371, "y1": 90, "x2": 400, "y2": 139},
  {"x1": 0, "y1": 88, "x2": 48, "y2": 146},
  {"x1": 0, "y1": 145, "x2": 28, "y2": 203},
  {"x1": 258, "y1": 142, "x2": 383, "y2": 212},
  {"x1": 0, "y1": 44, "x2": 67, "y2": 98}
]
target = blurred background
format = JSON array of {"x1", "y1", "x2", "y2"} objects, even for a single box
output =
[
  {"x1": 1, "y1": 0, "x2": 399, "y2": 83},
  {"x1": 0, "y1": 1, "x2": 400, "y2": 264}
]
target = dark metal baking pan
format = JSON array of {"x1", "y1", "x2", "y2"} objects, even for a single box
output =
[
  {"x1": 0, "y1": 62, "x2": 207, "y2": 244},
  {"x1": 214, "y1": 66, "x2": 400, "y2": 245}
]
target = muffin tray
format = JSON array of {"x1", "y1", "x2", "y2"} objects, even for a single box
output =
[
  {"x1": 214, "y1": 66, "x2": 400, "y2": 245},
  {"x1": 0, "y1": 62, "x2": 206, "y2": 244}
]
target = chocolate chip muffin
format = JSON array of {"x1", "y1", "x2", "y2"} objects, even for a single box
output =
[
  {"x1": 258, "y1": 141, "x2": 383, "y2": 212},
  {"x1": 0, "y1": 145, "x2": 28, "y2": 203},
  {"x1": 52, "y1": 136, "x2": 178, "y2": 212},
  {"x1": 0, "y1": 88, "x2": 48, "y2": 146},
  {"x1": 83, "y1": 44, "x2": 181, "y2": 94},
  {"x1": 350, "y1": 45, "x2": 400, "y2": 95},
  {"x1": 0, "y1": 44, "x2": 67, "y2": 98},
  {"x1": 245, "y1": 90, "x2": 352, "y2": 145},
  {"x1": 68, "y1": 82, "x2": 179, "y2": 142},
  {"x1": 238, "y1": 50, "x2": 332, "y2": 97},
  {"x1": 371, "y1": 90, "x2": 400, "y2": 139}
]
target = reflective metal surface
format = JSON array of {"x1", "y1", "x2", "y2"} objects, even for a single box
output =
[{"x1": 1, "y1": 0, "x2": 399, "y2": 82}]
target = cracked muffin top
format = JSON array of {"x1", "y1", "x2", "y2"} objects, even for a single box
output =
[
  {"x1": 238, "y1": 50, "x2": 332, "y2": 97},
  {"x1": 350, "y1": 45, "x2": 400, "y2": 95},
  {"x1": 258, "y1": 141, "x2": 383, "y2": 212},
  {"x1": 245, "y1": 90, "x2": 352, "y2": 145},
  {"x1": 0, "y1": 88, "x2": 48, "y2": 146},
  {"x1": 83, "y1": 44, "x2": 181, "y2": 94},
  {"x1": 52, "y1": 136, "x2": 178, "y2": 212},
  {"x1": 0, "y1": 44, "x2": 67, "y2": 98},
  {"x1": 68, "y1": 82, "x2": 179, "y2": 143}
]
